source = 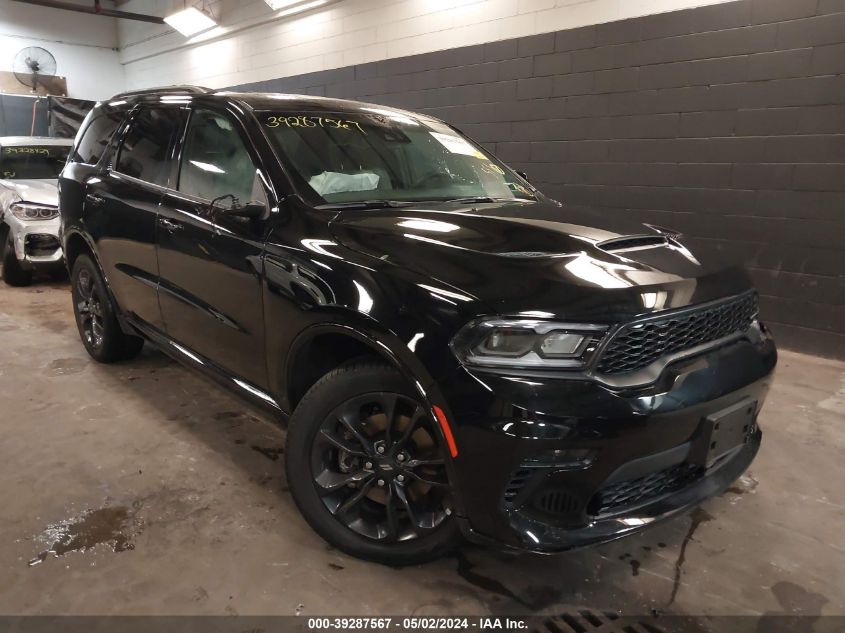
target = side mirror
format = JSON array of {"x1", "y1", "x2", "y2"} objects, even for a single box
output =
[
  {"x1": 209, "y1": 193, "x2": 267, "y2": 219},
  {"x1": 517, "y1": 171, "x2": 530, "y2": 183},
  {"x1": 225, "y1": 200, "x2": 267, "y2": 219}
]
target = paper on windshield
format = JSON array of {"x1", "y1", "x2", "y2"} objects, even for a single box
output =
[
  {"x1": 429, "y1": 133, "x2": 487, "y2": 159},
  {"x1": 309, "y1": 171, "x2": 380, "y2": 196}
]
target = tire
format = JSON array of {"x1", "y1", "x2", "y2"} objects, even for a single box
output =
[
  {"x1": 286, "y1": 360, "x2": 461, "y2": 565},
  {"x1": 71, "y1": 254, "x2": 144, "y2": 363},
  {"x1": 2, "y1": 235, "x2": 33, "y2": 286}
]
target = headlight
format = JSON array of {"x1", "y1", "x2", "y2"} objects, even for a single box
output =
[
  {"x1": 450, "y1": 318, "x2": 606, "y2": 369},
  {"x1": 10, "y1": 202, "x2": 59, "y2": 221}
]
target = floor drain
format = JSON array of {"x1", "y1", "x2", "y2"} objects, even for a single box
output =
[{"x1": 534, "y1": 610, "x2": 665, "y2": 633}]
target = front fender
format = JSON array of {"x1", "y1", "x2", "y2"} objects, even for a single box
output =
[
  {"x1": 262, "y1": 221, "x2": 486, "y2": 407},
  {"x1": 61, "y1": 227, "x2": 99, "y2": 270},
  {"x1": 285, "y1": 318, "x2": 441, "y2": 400}
]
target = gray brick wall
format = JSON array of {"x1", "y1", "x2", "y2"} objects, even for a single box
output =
[{"x1": 232, "y1": 0, "x2": 845, "y2": 359}]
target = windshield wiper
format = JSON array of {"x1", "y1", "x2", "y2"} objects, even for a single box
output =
[
  {"x1": 316, "y1": 200, "x2": 417, "y2": 210},
  {"x1": 438, "y1": 196, "x2": 537, "y2": 204},
  {"x1": 441, "y1": 196, "x2": 500, "y2": 204}
]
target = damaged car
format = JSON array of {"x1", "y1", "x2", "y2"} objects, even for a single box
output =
[{"x1": 0, "y1": 136, "x2": 72, "y2": 286}]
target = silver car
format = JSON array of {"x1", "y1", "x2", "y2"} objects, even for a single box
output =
[{"x1": 0, "y1": 136, "x2": 73, "y2": 286}]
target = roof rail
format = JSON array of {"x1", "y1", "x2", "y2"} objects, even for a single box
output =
[{"x1": 110, "y1": 85, "x2": 214, "y2": 99}]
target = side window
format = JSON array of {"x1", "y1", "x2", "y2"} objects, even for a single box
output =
[
  {"x1": 178, "y1": 108, "x2": 259, "y2": 205},
  {"x1": 72, "y1": 111, "x2": 123, "y2": 165},
  {"x1": 115, "y1": 107, "x2": 181, "y2": 186}
]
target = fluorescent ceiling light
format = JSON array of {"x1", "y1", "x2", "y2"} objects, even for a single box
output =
[
  {"x1": 264, "y1": 0, "x2": 305, "y2": 8},
  {"x1": 264, "y1": 0, "x2": 330, "y2": 15},
  {"x1": 164, "y1": 7, "x2": 217, "y2": 37}
]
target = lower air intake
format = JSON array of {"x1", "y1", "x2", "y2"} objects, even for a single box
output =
[
  {"x1": 590, "y1": 463, "x2": 704, "y2": 517},
  {"x1": 533, "y1": 488, "x2": 582, "y2": 516}
]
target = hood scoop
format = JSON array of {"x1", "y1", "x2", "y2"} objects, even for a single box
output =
[{"x1": 597, "y1": 235, "x2": 670, "y2": 253}]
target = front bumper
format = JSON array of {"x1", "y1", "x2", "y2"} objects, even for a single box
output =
[
  {"x1": 438, "y1": 327, "x2": 776, "y2": 552},
  {"x1": 5, "y1": 214, "x2": 63, "y2": 270}
]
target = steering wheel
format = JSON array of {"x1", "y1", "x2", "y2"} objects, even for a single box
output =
[{"x1": 412, "y1": 172, "x2": 456, "y2": 189}]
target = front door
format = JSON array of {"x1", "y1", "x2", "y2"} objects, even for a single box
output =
[{"x1": 157, "y1": 106, "x2": 270, "y2": 388}]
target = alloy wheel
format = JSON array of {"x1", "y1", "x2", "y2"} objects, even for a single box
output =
[
  {"x1": 75, "y1": 268, "x2": 105, "y2": 349},
  {"x1": 310, "y1": 392, "x2": 452, "y2": 542}
]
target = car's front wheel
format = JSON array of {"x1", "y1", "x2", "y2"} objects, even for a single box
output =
[
  {"x1": 71, "y1": 254, "x2": 144, "y2": 363},
  {"x1": 285, "y1": 360, "x2": 461, "y2": 565}
]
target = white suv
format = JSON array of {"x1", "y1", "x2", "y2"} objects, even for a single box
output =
[{"x1": 0, "y1": 136, "x2": 72, "y2": 285}]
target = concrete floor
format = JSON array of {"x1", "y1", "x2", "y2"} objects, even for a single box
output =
[{"x1": 0, "y1": 279, "x2": 843, "y2": 619}]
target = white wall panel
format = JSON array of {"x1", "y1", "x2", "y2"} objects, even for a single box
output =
[
  {"x1": 0, "y1": 0, "x2": 123, "y2": 99},
  {"x1": 118, "y1": 0, "x2": 739, "y2": 91}
]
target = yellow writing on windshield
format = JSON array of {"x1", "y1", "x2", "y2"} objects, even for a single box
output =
[
  {"x1": 265, "y1": 115, "x2": 366, "y2": 134},
  {"x1": 3, "y1": 147, "x2": 51, "y2": 155}
]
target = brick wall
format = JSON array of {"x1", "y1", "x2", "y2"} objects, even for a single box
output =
[{"x1": 233, "y1": 0, "x2": 845, "y2": 359}]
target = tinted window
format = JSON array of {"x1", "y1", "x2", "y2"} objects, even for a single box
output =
[
  {"x1": 115, "y1": 107, "x2": 180, "y2": 186},
  {"x1": 178, "y1": 108, "x2": 258, "y2": 204},
  {"x1": 1, "y1": 145, "x2": 70, "y2": 179},
  {"x1": 73, "y1": 111, "x2": 123, "y2": 165}
]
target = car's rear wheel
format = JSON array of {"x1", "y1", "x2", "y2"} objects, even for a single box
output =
[
  {"x1": 286, "y1": 360, "x2": 461, "y2": 565},
  {"x1": 71, "y1": 254, "x2": 144, "y2": 363},
  {"x1": 2, "y1": 235, "x2": 33, "y2": 286}
]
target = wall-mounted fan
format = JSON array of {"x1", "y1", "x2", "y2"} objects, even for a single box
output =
[{"x1": 13, "y1": 46, "x2": 58, "y2": 92}]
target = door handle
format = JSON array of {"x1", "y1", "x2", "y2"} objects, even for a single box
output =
[
  {"x1": 85, "y1": 193, "x2": 104, "y2": 206},
  {"x1": 158, "y1": 218, "x2": 183, "y2": 232}
]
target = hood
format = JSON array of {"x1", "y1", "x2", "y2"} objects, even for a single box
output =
[
  {"x1": 0, "y1": 179, "x2": 59, "y2": 206},
  {"x1": 329, "y1": 200, "x2": 753, "y2": 322}
]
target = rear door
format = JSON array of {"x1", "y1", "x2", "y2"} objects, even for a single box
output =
[
  {"x1": 86, "y1": 105, "x2": 183, "y2": 330},
  {"x1": 157, "y1": 105, "x2": 271, "y2": 388}
]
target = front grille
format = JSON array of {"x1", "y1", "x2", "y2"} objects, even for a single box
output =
[
  {"x1": 596, "y1": 292, "x2": 758, "y2": 375},
  {"x1": 25, "y1": 234, "x2": 60, "y2": 258},
  {"x1": 590, "y1": 463, "x2": 704, "y2": 517}
]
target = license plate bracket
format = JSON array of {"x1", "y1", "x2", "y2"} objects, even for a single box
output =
[{"x1": 691, "y1": 398, "x2": 757, "y2": 466}]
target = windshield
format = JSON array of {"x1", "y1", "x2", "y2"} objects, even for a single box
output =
[
  {"x1": 259, "y1": 110, "x2": 536, "y2": 205},
  {"x1": 1, "y1": 145, "x2": 70, "y2": 180}
]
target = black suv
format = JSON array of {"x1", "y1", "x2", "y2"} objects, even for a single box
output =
[{"x1": 59, "y1": 86, "x2": 776, "y2": 564}]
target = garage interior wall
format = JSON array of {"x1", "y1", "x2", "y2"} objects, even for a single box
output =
[
  {"x1": 0, "y1": 94, "x2": 48, "y2": 136},
  {"x1": 11, "y1": 0, "x2": 845, "y2": 359},
  {"x1": 0, "y1": 0, "x2": 123, "y2": 100},
  {"x1": 118, "y1": 0, "x2": 743, "y2": 89}
]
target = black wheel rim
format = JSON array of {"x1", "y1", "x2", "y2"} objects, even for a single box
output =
[
  {"x1": 311, "y1": 392, "x2": 452, "y2": 542},
  {"x1": 75, "y1": 269, "x2": 104, "y2": 349}
]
